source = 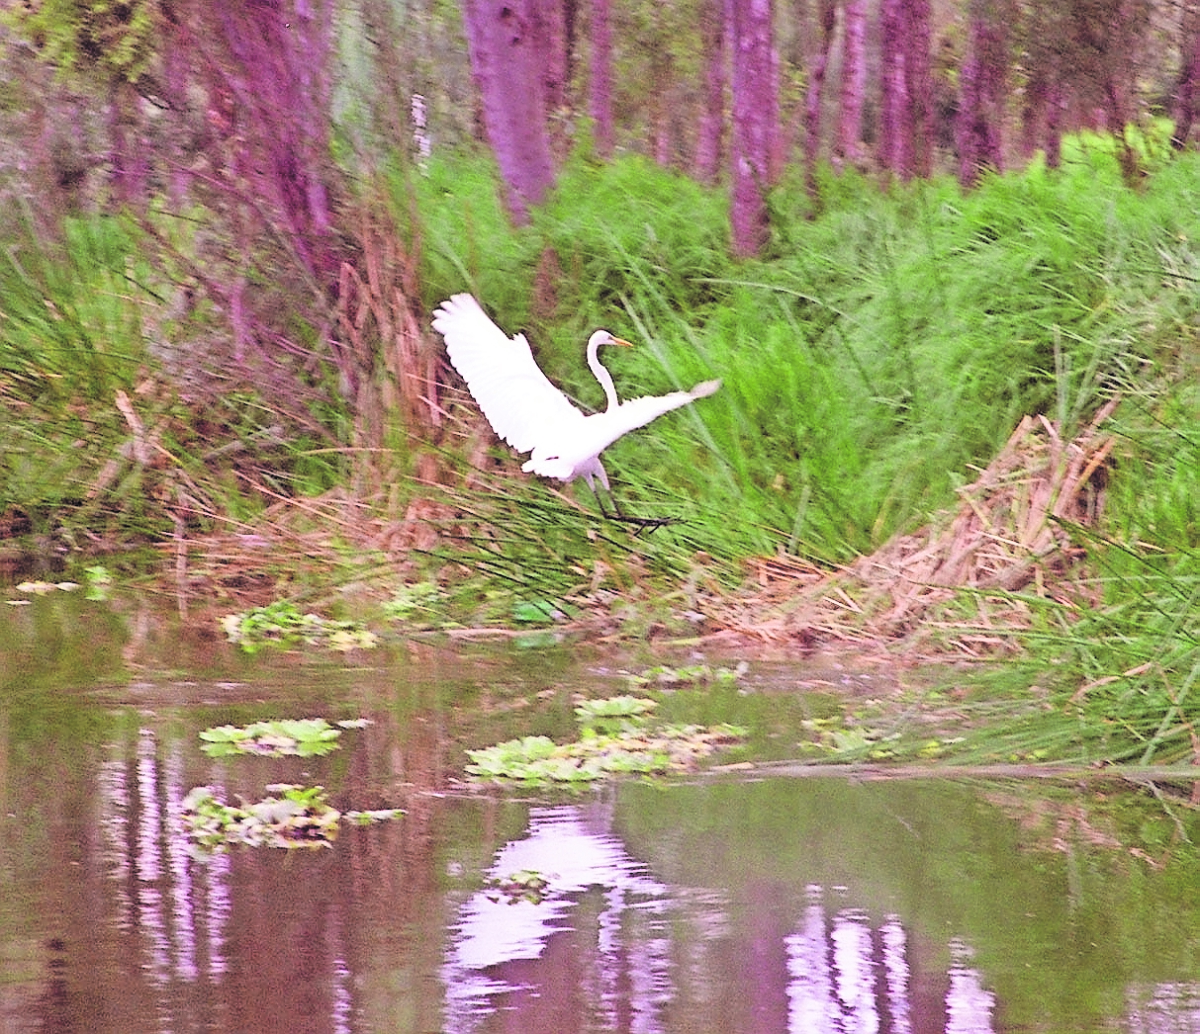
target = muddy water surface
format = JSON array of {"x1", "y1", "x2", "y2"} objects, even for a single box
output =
[{"x1": 1, "y1": 592, "x2": 1197, "y2": 1033}]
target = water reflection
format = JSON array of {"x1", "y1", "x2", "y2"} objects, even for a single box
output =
[
  {"x1": 1128, "y1": 982, "x2": 1200, "y2": 1034},
  {"x1": 87, "y1": 724, "x2": 377, "y2": 1033},
  {"x1": 15, "y1": 727, "x2": 1200, "y2": 1034},
  {"x1": 444, "y1": 804, "x2": 672, "y2": 1033},
  {"x1": 441, "y1": 803, "x2": 1000, "y2": 1034},
  {"x1": 1, "y1": 614, "x2": 1198, "y2": 1034}
]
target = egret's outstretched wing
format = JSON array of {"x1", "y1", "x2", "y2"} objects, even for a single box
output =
[
  {"x1": 525, "y1": 380, "x2": 723, "y2": 485},
  {"x1": 432, "y1": 294, "x2": 582, "y2": 453},
  {"x1": 604, "y1": 379, "x2": 722, "y2": 439}
]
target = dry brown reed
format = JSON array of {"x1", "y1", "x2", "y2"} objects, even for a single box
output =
[{"x1": 716, "y1": 400, "x2": 1120, "y2": 653}]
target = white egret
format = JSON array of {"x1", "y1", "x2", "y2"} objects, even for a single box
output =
[{"x1": 432, "y1": 293, "x2": 719, "y2": 522}]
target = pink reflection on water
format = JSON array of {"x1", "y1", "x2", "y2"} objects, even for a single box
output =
[
  {"x1": 1127, "y1": 981, "x2": 1200, "y2": 1033},
  {"x1": 444, "y1": 814, "x2": 1001, "y2": 1034},
  {"x1": 443, "y1": 803, "x2": 672, "y2": 1034}
]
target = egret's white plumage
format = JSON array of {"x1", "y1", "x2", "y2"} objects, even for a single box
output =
[{"x1": 432, "y1": 293, "x2": 719, "y2": 493}]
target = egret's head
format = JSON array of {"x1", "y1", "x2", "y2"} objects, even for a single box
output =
[{"x1": 589, "y1": 330, "x2": 634, "y2": 351}]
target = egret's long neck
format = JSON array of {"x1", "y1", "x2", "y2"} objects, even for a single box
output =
[{"x1": 588, "y1": 338, "x2": 620, "y2": 410}]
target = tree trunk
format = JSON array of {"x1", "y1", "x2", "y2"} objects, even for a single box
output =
[
  {"x1": 804, "y1": 0, "x2": 837, "y2": 201},
  {"x1": 461, "y1": 0, "x2": 556, "y2": 224},
  {"x1": 1173, "y1": 3, "x2": 1200, "y2": 150},
  {"x1": 955, "y1": 0, "x2": 1011, "y2": 187},
  {"x1": 652, "y1": 54, "x2": 675, "y2": 167},
  {"x1": 533, "y1": 1, "x2": 569, "y2": 157},
  {"x1": 903, "y1": 0, "x2": 933, "y2": 178},
  {"x1": 108, "y1": 79, "x2": 147, "y2": 206},
  {"x1": 836, "y1": 0, "x2": 867, "y2": 169},
  {"x1": 589, "y1": 0, "x2": 614, "y2": 158},
  {"x1": 879, "y1": 0, "x2": 908, "y2": 176},
  {"x1": 178, "y1": 0, "x2": 341, "y2": 282},
  {"x1": 727, "y1": 0, "x2": 777, "y2": 257},
  {"x1": 694, "y1": 0, "x2": 727, "y2": 183},
  {"x1": 1045, "y1": 79, "x2": 1064, "y2": 169}
]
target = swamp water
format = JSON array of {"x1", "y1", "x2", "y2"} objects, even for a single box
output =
[{"x1": 1, "y1": 594, "x2": 1197, "y2": 1034}]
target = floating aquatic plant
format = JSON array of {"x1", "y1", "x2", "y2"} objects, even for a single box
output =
[
  {"x1": 465, "y1": 695, "x2": 747, "y2": 788},
  {"x1": 627, "y1": 662, "x2": 748, "y2": 689},
  {"x1": 181, "y1": 784, "x2": 341, "y2": 855},
  {"x1": 574, "y1": 694, "x2": 658, "y2": 736},
  {"x1": 180, "y1": 785, "x2": 402, "y2": 858},
  {"x1": 220, "y1": 600, "x2": 378, "y2": 653},
  {"x1": 199, "y1": 717, "x2": 368, "y2": 758},
  {"x1": 485, "y1": 869, "x2": 551, "y2": 905}
]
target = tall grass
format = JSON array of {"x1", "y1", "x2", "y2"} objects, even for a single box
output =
[
  {"x1": 0, "y1": 213, "x2": 152, "y2": 513},
  {"x1": 412, "y1": 143, "x2": 1199, "y2": 764},
  {"x1": 3, "y1": 136, "x2": 1195, "y2": 767},
  {"x1": 415, "y1": 146, "x2": 1198, "y2": 565}
]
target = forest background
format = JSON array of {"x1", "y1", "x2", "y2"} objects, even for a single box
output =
[{"x1": 0, "y1": 0, "x2": 1196, "y2": 765}]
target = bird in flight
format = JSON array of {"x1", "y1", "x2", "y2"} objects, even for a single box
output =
[{"x1": 433, "y1": 294, "x2": 719, "y2": 528}]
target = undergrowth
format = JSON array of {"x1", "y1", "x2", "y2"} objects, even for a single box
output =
[
  {"x1": 414, "y1": 147, "x2": 1199, "y2": 567},
  {"x1": 2, "y1": 138, "x2": 1197, "y2": 766},
  {"x1": 411, "y1": 144, "x2": 1198, "y2": 766}
]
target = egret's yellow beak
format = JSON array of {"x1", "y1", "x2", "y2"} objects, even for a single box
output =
[{"x1": 611, "y1": 336, "x2": 634, "y2": 348}]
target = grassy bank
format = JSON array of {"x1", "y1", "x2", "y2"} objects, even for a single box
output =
[
  {"x1": 416, "y1": 145, "x2": 1196, "y2": 557},
  {"x1": 2, "y1": 140, "x2": 1197, "y2": 765}
]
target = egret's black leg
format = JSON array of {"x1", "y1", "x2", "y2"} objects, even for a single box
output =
[{"x1": 590, "y1": 483, "x2": 682, "y2": 536}]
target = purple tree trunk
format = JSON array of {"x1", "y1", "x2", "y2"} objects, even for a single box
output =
[
  {"x1": 1018, "y1": 74, "x2": 1047, "y2": 161},
  {"x1": 533, "y1": 1, "x2": 570, "y2": 156},
  {"x1": 903, "y1": 0, "x2": 933, "y2": 178},
  {"x1": 879, "y1": 0, "x2": 932, "y2": 179},
  {"x1": 694, "y1": 0, "x2": 727, "y2": 183},
  {"x1": 1045, "y1": 79, "x2": 1065, "y2": 169},
  {"x1": 1173, "y1": 5, "x2": 1200, "y2": 149},
  {"x1": 878, "y1": 0, "x2": 909, "y2": 176},
  {"x1": 954, "y1": 0, "x2": 1011, "y2": 187},
  {"x1": 174, "y1": 0, "x2": 341, "y2": 282},
  {"x1": 803, "y1": 0, "x2": 837, "y2": 201},
  {"x1": 836, "y1": 0, "x2": 867, "y2": 169},
  {"x1": 107, "y1": 80, "x2": 148, "y2": 205},
  {"x1": 727, "y1": 0, "x2": 778, "y2": 257},
  {"x1": 590, "y1": 0, "x2": 614, "y2": 157},
  {"x1": 462, "y1": 0, "x2": 557, "y2": 224}
]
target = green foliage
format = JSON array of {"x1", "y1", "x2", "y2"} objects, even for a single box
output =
[
  {"x1": 417, "y1": 147, "x2": 1200, "y2": 569},
  {"x1": 8, "y1": 0, "x2": 161, "y2": 85},
  {"x1": 0, "y1": 213, "x2": 171, "y2": 538},
  {"x1": 465, "y1": 694, "x2": 748, "y2": 788},
  {"x1": 198, "y1": 717, "x2": 350, "y2": 758},
  {"x1": 1, "y1": 215, "x2": 146, "y2": 401},
  {"x1": 181, "y1": 784, "x2": 343, "y2": 856},
  {"x1": 415, "y1": 143, "x2": 1197, "y2": 769},
  {"x1": 511, "y1": 598, "x2": 568, "y2": 624},
  {"x1": 82, "y1": 565, "x2": 113, "y2": 600},
  {"x1": 381, "y1": 581, "x2": 443, "y2": 624},
  {"x1": 220, "y1": 601, "x2": 379, "y2": 653}
]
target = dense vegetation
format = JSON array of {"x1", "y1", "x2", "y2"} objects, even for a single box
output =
[{"x1": 2, "y1": 129, "x2": 1197, "y2": 765}]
